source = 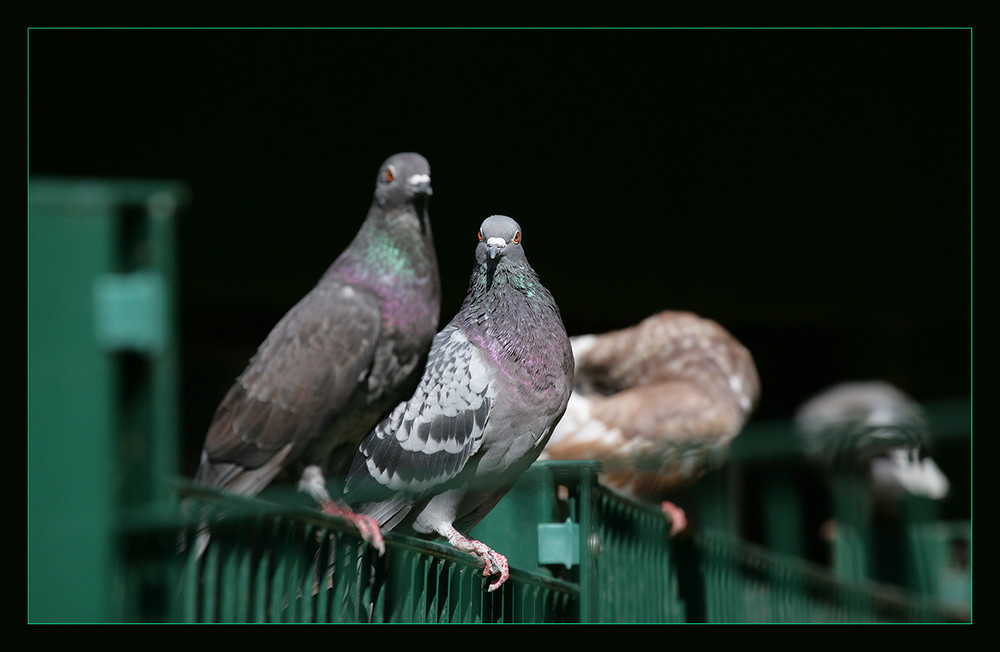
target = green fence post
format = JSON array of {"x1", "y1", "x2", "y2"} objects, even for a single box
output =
[
  {"x1": 829, "y1": 473, "x2": 871, "y2": 584},
  {"x1": 28, "y1": 178, "x2": 188, "y2": 622}
]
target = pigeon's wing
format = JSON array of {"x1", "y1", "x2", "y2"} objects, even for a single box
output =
[
  {"x1": 196, "y1": 280, "x2": 382, "y2": 493},
  {"x1": 346, "y1": 325, "x2": 493, "y2": 505},
  {"x1": 596, "y1": 381, "x2": 747, "y2": 447},
  {"x1": 546, "y1": 380, "x2": 743, "y2": 495}
]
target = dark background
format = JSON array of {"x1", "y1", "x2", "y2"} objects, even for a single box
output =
[{"x1": 28, "y1": 29, "x2": 971, "y2": 496}]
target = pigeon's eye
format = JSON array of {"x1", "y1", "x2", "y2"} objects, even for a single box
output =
[
  {"x1": 384, "y1": 167, "x2": 395, "y2": 183},
  {"x1": 512, "y1": 231, "x2": 521, "y2": 244},
  {"x1": 477, "y1": 229, "x2": 484, "y2": 241}
]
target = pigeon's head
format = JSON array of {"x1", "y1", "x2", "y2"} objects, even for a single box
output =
[
  {"x1": 476, "y1": 215, "x2": 524, "y2": 262},
  {"x1": 374, "y1": 152, "x2": 432, "y2": 209}
]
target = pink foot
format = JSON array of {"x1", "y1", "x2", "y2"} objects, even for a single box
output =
[
  {"x1": 443, "y1": 526, "x2": 510, "y2": 592},
  {"x1": 320, "y1": 500, "x2": 386, "y2": 555},
  {"x1": 661, "y1": 500, "x2": 688, "y2": 537}
]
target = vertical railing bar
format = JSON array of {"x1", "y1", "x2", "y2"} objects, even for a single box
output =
[
  {"x1": 251, "y1": 517, "x2": 273, "y2": 622},
  {"x1": 202, "y1": 534, "x2": 219, "y2": 622},
  {"x1": 233, "y1": 524, "x2": 251, "y2": 622},
  {"x1": 312, "y1": 528, "x2": 330, "y2": 622},
  {"x1": 181, "y1": 524, "x2": 200, "y2": 623}
]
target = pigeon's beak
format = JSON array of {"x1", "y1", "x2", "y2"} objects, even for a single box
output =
[
  {"x1": 408, "y1": 174, "x2": 433, "y2": 197},
  {"x1": 486, "y1": 237, "x2": 507, "y2": 260}
]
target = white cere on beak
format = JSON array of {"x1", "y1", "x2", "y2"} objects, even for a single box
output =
[
  {"x1": 408, "y1": 173, "x2": 431, "y2": 186},
  {"x1": 486, "y1": 236, "x2": 507, "y2": 259}
]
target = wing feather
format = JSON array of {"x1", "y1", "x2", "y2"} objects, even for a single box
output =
[
  {"x1": 197, "y1": 280, "x2": 381, "y2": 487},
  {"x1": 347, "y1": 325, "x2": 493, "y2": 498}
]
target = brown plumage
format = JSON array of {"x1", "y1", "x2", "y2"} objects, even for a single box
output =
[{"x1": 542, "y1": 310, "x2": 759, "y2": 532}]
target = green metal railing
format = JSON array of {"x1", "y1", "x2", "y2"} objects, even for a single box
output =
[
  {"x1": 685, "y1": 529, "x2": 961, "y2": 623},
  {"x1": 732, "y1": 401, "x2": 971, "y2": 611},
  {"x1": 158, "y1": 459, "x2": 966, "y2": 624},
  {"x1": 173, "y1": 485, "x2": 579, "y2": 623}
]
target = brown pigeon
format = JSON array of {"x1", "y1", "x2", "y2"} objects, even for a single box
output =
[{"x1": 541, "y1": 310, "x2": 760, "y2": 535}]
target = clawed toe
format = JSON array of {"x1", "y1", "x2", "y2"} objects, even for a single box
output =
[
  {"x1": 321, "y1": 501, "x2": 386, "y2": 555},
  {"x1": 481, "y1": 550, "x2": 509, "y2": 592}
]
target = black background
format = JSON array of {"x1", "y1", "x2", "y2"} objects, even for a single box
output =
[{"x1": 28, "y1": 28, "x2": 971, "y2": 490}]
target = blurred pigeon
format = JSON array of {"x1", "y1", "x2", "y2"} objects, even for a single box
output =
[
  {"x1": 344, "y1": 215, "x2": 574, "y2": 591},
  {"x1": 541, "y1": 310, "x2": 760, "y2": 535},
  {"x1": 795, "y1": 380, "x2": 949, "y2": 501},
  {"x1": 193, "y1": 152, "x2": 440, "y2": 553}
]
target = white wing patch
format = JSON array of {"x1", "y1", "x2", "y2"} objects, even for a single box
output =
[{"x1": 362, "y1": 327, "x2": 493, "y2": 492}]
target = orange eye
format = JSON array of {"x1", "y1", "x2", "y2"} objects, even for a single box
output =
[
  {"x1": 384, "y1": 168, "x2": 395, "y2": 182},
  {"x1": 477, "y1": 229, "x2": 484, "y2": 241},
  {"x1": 512, "y1": 231, "x2": 521, "y2": 244}
]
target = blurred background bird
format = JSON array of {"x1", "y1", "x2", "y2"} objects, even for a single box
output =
[
  {"x1": 795, "y1": 380, "x2": 950, "y2": 505},
  {"x1": 793, "y1": 380, "x2": 951, "y2": 583},
  {"x1": 541, "y1": 310, "x2": 760, "y2": 535}
]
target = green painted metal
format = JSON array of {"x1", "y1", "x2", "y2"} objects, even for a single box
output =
[
  {"x1": 174, "y1": 485, "x2": 579, "y2": 623},
  {"x1": 29, "y1": 188, "x2": 118, "y2": 622},
  {"x1": 163, "y1": 462, "x2": 965, "y2": 624},
  {"x1": 93, "y1": 271, "x2": 169, "y2": 354},
  {"x1": 589, "y1": 486, "x2": 680, "y2": 622},
  {"x1": 537, "y1": 519, "x2": 580, "y2": 567},
  {"x1": 761, "y1": 471, "x2": 808, "y2": 559},
  {"x1": 28, "y1": 177, "x2": 187, "y2": 623},
  {"x1": 734, "y1": 400, "x2": 971, "y2": 609}
]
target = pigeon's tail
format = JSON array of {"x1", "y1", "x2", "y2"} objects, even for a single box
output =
[
  {"x1": 193, "y1": 440, "x2": 295, "y2": 498},
  {"x1": 175, "y1": 497, "x2": 213, "y2": 559},
  {"x1": 355, "y1": 494, "x2": 415, "y2": 534},
  {"x1": 194, "y1": 520, "x2": 212, "y2": 558}
]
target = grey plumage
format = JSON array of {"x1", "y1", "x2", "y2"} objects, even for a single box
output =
[
  {"x1": 541, "y1": 310, "x2": 760, "y2": 533},
  {"x1": 193, "y1": 152, "x2": 440, "y2": 550},
  {"x1": 344, "y1": 215, "x2": 574, "y2": 591},
  {"x1": 795, "y1": 380, "x2": 949, "y2": 500}
]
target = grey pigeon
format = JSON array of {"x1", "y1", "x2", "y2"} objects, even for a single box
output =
[
  {"x1": 541, "y1": 310, "x2": 760, "y2": 535},
  {"x1": 795, "y1": 380, "x2": 949, "y2": 501},
  {"x1": 343, "y1": 215, "x2": 574, "y2": 591},
  {"x1": 193, "y1": 152, "x2": 440, "y2": 552}
]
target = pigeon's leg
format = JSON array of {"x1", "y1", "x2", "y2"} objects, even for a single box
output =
[
  {"x1": 661, "y1": 500, "x2": 689, "y2": 537},
  {"x1": 440, "y1": 524, "x2": 509, "y2": 592},
  {"x1": 299, "y1": 465, "x2": 386, "y2": 555}
]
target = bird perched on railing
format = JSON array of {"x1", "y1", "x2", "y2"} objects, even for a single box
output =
[
  {"x1": 344, "y1": 215, "x2": 575, "y2": 591},
  {"x1": 192, "y1": 152, "x2": 440, "y2": 554},
  {"x1": 541, "y1": 310, "x2": 760, "y2": 535},
  {"x1": 794, "y1": 380, "x2": 949, "y2": 502}
]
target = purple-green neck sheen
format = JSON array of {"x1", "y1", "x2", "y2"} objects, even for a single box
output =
[
  {"x1": 456, "y1": 240, "x2": 573, "y2": 397},
  {"x1": 331, "y1": 201, "x2": 440, "y2": 338}
]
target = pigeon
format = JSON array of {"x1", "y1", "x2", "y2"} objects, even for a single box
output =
[
  {"x1": 795, "y1": 380, "x2": 949, "y2": 501},
  {"x1": 343, "y1": 215, "x2": 574, "y2": 591},
  {"x1": 192, "y1": 152, "x2": 440, "y2": 553},
  {"x1": 541, "y1": 310, "x2": 760, "y2": 535}
]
